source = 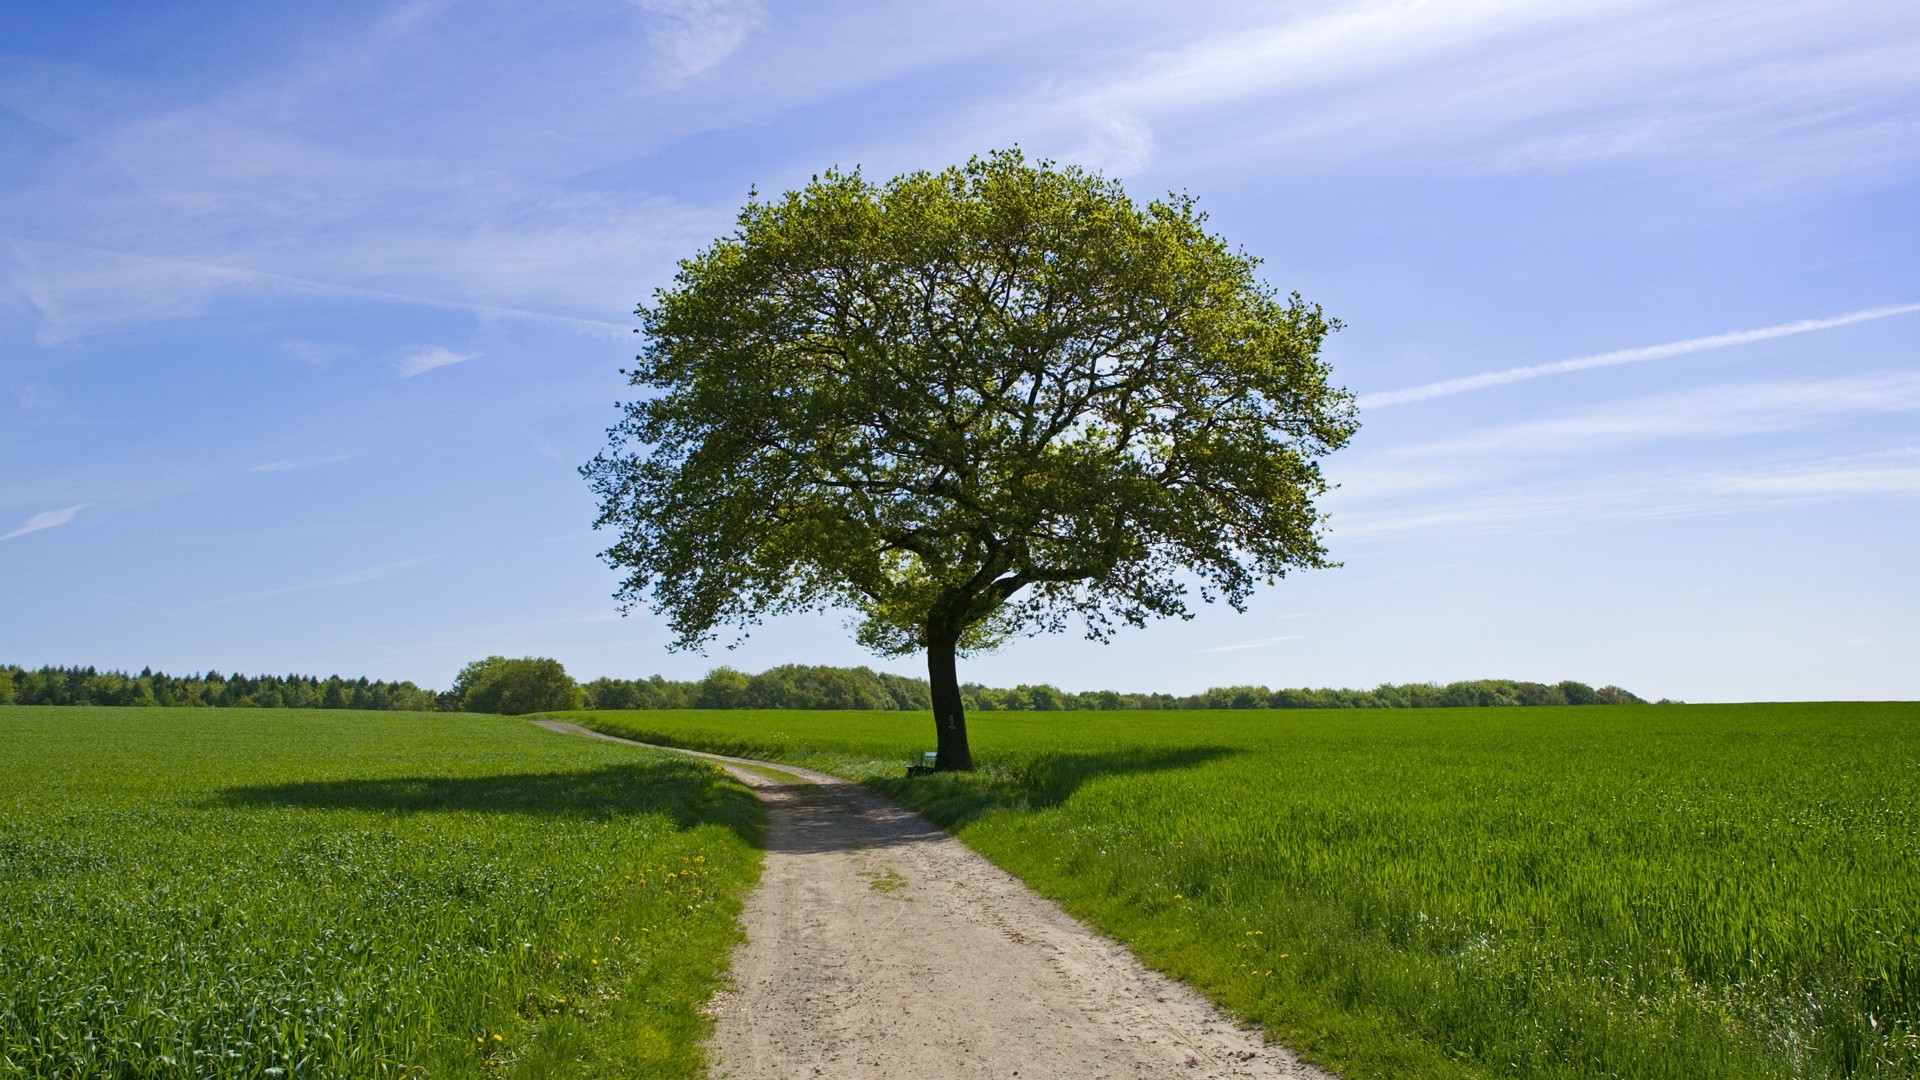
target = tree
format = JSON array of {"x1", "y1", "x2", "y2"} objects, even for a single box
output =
[
  {"x1": 453, "y1": 656, "x2": 586, "y2": 715},
  {"x1": 582, "y1": 150, "x2": 1356, "y2": 769}
]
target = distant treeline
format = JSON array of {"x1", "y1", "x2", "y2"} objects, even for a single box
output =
[
  {"x1": 3, "y1": 661, "x2": 1651, "y2": 713},
  {"x1": 0, "y1": 665, "x2": 438, "y2": 711},
  {"x1": 577, "y1": 666, "x2": 1650, "y2": 711},
  {"x1": 583, "y1": 665, "x2": 934, "y2": 711}
]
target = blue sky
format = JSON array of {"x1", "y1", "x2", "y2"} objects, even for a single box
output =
[{"x1": 3, "y1": 0, "x2": 1916, "y2": 701}]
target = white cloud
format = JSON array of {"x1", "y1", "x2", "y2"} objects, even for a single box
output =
[
  {"x1": 280, "y1": 338, "x2": 353, "y2": 368},
  {"x1": 6, "y1": 240, "x2": 635, "y2": 342},
  {"x1": 16, "y1": 384, "x2": 63, "y2": 409},
  {"x1": 1326, "y1": 376, "x2": 1920, "y2": 539},
  {"x1": 1367, "y1": 372, "x2": 1920, "y2": 468},
  {"x1": 1331, "y1": 443, "x2": 1920, "y2": 540},
  {"x1": 1199, "y1": 634, "x2": 1302, "y2": 654},
  {"x1": 214, "y1": 558, "x2": 431, "y2": 604},
  {"x1": 1331, "y1": 482, "x2": 1713, "y2": 538},
  {"x1": 1358, "y1": 303, "x2": 1920, "y2": 408},
  {"x1": 8, "y1": 238, "x2": 256, "y2": 342},
  {"x1": 634, "y1": 0, "x2": 764, "y2": 87},
  {"x1": 960, "y1": 0, "x2": 1920, "y2": 179},
  {"x1": 395, "y1": 345, "x2": 478, "y2": 378},
  {"x1": 1713, "y1": 450, "x2": 1920, "y2": 498},
  {"x1": 1063, "y1": 110, "x2": 1157, "y2": 174},
  {"x1": 1, "y1": 504, "x2": 86, "y2": 542},
  {"x1": 250, "y1": 453, "x2": 352, "y2": 473},
  {"x1": 0, "y1": 11, "x2": 738, "y2": 342}
]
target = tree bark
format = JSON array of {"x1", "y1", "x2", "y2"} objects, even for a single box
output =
[{"x1": 925, "y1": 627, "x2": 974, "y2": 770}]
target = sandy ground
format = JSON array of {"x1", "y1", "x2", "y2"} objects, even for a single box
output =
[{"x1": 536, "y1": 720, "x2": 1335, "y2": 1080}]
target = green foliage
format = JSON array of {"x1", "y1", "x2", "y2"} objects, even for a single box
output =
[
  {"x1": 0, "y1": 706, "x2": 761, "y2": 1079},
  {"x1": 583, "y1": 664, "x2": 931, "y2": 712},
  {"x1": 574, "y1": 664, "x2": 1644, "y2": 712},
  {"x1": 582, "y1": 147, "x2": 1354, "y2": 661},
  {"x1": 1252, "y1": 678, "x2": 1647, "y2": 710},
  {"x1": 575, "y1": 703, "x2": 1920, "y2": 1080},
  {"x1": 0, "y1": 664, "x2": 437, "y2": 710},
  {"x1": 454, "y1": 656, "x2": 587, "y2": 715},
  {"x1": 0, "y1": 660, "x2": 1647, "y2": 717}
]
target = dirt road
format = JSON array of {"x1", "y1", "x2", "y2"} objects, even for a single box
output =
[{"x1": 536, "y1": 720, "x2": 1333, "y2": 1080}]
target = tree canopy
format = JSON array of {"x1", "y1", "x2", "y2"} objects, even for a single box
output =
[
  {"x1": 582, "y1": 150, "x2": 1357, "y2": 767},
  {"x1": 452, "y1": 656, "x2": 585, "y2": 715}
]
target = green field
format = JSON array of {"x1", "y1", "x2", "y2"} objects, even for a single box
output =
[
  {"x1": 0, "y1": 707, "x2": 761, "y2": 1079},
  {"x1": 570, "y1": 703, "x2": 1920, "y2": 1080}
]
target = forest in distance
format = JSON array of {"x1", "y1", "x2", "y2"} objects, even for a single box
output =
[{"x1": 2, "y1": 660, "x2": 1653, "y2": 713}]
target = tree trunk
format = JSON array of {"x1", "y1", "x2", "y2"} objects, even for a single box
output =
[{"x1": 925, "y1": 627, "x2": 974, "y2": 770}]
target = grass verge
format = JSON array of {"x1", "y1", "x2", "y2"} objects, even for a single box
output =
[
  {"x1": 0, "y1": 706, "x2": 762, "y2": 1079},
  {"x1": 567, "y1": 703, "x2": 1920, "y2": 1080}
]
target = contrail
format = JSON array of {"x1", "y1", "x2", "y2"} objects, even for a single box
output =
[{"x1": 1358, "y1": 303, "x2": 1920, "y2": 409}]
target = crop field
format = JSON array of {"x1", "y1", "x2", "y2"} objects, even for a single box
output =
[
  {"x1": 0, "y1": 706, "x2": 761, "y2": 1079},
  {"x1": 571, "y1": 702, "x2": 1920, "y2": 1080}
]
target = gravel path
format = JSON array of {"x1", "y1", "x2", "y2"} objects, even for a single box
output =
[{"x1": 536, "y1": 720, "x2": 1334, "y2": 1080}]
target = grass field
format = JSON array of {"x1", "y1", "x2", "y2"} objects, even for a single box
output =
[
  {"x1": 0, "y1": 707, "x2": 761, "y2": 1079},
  {"x1": 569, "y1": 702, "x2": 1920, "y2": 1080}
]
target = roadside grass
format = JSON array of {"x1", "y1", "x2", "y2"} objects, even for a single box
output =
[
  {"x1": 567, "y1": 703, "x2": 1920, "y2": 1080},
  {"x1": 0, "y1": 706, "x2": 761, "y2": 1079}
]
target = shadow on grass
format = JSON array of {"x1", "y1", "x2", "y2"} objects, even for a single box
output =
[
  {"x1": 870, "y1": 745, "x2": 1241, "y2": 832},
  {"x1": 210, "y1": 761, "x2": 764, "y2": 844}
]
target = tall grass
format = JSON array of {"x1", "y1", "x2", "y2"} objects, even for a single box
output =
[
  {"x1": 0, "y1": 706, "x2": 761, "y2": 1079},
  {"x1": 571, "y1": 702, "x2": 1920, "y2": 1080}
]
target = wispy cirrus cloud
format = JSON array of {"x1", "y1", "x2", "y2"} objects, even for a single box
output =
[
  {"x1": 1384, "y1": 371, "x2": 1920, "y2": 463},
  {"x1": 395, "y1": 345, "x2": 478, "y2": 378},
  {"x1": 1199, "y1": 634, "x2": 1302, "y2": 654},
  {"x1": 1333, "y1": 450, "x2": 1920, "y2": 539},
  {"x1": 213, "y1": 558, "x2": 431, "y2": 605},
  {"x1": 955, "y1": 0, "x2": 1920, "y2": 180},
  {"x1": 1359, "y1": 303, "x2": 1920, "y2": 408},
  {"x1": 16, "y1": 385, "x2": 64, "y2": 409},
  {"x1": 279, "y1": 338, "x2": 354, "y2": 368},
  {"x1": 1712, "y1": 449, "x2": 1920, "y2": 498},
  {"x1": 633, "y1": 0, "x2": 764, "y2": 87},
  {"x1": 7, "y1": 240, "x2": 633, "y2": 343},
  {"x1": 250, "y1": 453, "x2": 352, "y2": 473},
  {"x1": 1, "y1": 504, "x2": 86, "y2": 542},
  {"x1": 1328, "y1": 374, "x2": 1920, "y2": 538},
  {"x1": 0, "y1": 0, "x2": 807, "y2": 343}
]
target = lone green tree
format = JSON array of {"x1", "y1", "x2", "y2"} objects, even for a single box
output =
[
  {"x1": 582, "y1": 151, "x2": 1356, "y2": 769},
  {"x1": 453, "y1": 656, "x2": 586, "y2": 715}
]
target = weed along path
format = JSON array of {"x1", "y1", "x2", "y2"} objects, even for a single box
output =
[{"x1": 535, "y1": 720, "x2": 1331, "y2": 1080}]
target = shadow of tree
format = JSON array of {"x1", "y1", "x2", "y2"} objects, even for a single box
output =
[
  {"x1": 868, "y1": 745, "x2": 1241, "y2": 832},
  {"x1": 210, "y1": 761, "x2": 763, "y2": 843}
]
